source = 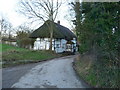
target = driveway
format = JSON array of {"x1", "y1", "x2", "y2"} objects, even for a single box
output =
[{"x1": 2, "y1": 55, "x2": 89, "y2": 88}]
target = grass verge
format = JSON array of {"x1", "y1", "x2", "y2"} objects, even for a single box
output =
[
  {"x1": 74, "y1": 54, "x2": 119, "y2": 88},
  {"x1": 1, "y1": 43, "x2": 63, "y2": 68}
]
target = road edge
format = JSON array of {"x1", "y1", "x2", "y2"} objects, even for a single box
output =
[{"x1": 72, "y1": 54, "x2": 93, "y2": 88}]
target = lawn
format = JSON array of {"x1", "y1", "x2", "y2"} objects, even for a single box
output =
[
  {"x1": 1, "y1": 43, "x2": 62, "y2": 67},
  {"x1": 1, "y1": 43, "x2": 27, "y2": 52}
]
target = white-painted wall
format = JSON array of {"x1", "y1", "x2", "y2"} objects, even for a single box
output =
[
  {"x1": 33, "y1": 38, "x2": 78, "y2": 53},
  {"x1": 4, "y1": 41, "x2": 18, "y2": 46}
]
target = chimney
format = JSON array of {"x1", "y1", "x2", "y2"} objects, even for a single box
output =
[{"x1": 57, "y1": 20, "x2": 60, "y2": 24}]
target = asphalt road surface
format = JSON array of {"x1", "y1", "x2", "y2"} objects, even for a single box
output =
[{"x1": 2, "y1": 55, "x2": 89, "y2": 88}]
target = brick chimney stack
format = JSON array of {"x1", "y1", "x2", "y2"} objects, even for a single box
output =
[{"x1": 57, "y1": 21, "x2": 60, "y2": 24}]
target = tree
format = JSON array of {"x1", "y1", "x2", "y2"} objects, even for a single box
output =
[
  {"x1": 16, "y1": 31, "x2": 31, "y2": 48},
  {"x1": 16, "y1": 24, "x2": 35, "y2": 48},
  {"x1": 71, "y1": 1, "x2": 82, "y2": 37},
  {"x1": 18, "y1": 0, "x2": 62, "y2": 51},
  {"x1": 0, "y1": 17, "x2": 13, "y2": 39},
  {"x1": 71, "y1": 2, "x2": 120, "y2": 56},
  {"x1": 71, "y1": 2, "x2": 120, "y2": 87},
  {"x1": 70, "y1": 1, "x2": 120, "y2": 64}
]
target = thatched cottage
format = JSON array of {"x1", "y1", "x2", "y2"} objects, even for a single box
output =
[{"x1": 29, "y1": 20, "x2": 78, "y2": 53}]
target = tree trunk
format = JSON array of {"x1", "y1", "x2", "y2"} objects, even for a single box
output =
[{"x1": 49, "y1": 21, "x2": 53, "y2": 51}]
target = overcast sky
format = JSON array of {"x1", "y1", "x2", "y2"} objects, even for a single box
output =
[{"x1": 0, "y1": 0, "x2": 75, "y2": 30}]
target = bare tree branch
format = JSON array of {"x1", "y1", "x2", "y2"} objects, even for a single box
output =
[{"x1": 18, "y1": 0, "x2": 62, "y2": 51}]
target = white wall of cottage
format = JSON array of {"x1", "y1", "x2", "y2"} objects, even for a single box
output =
[{"x1": 33, "y1": 38, "x2": 77, "y2": 53}]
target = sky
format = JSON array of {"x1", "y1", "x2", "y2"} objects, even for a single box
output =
[
  {"x1": 0, "y1": 0, "x2": 27, "y2": 27},
  {"x1": 0, "y1": 0, "x2": 75, "y2": 30},
  {"x1": 0, "y1": 0, "x2": 118, "y2": 29}
]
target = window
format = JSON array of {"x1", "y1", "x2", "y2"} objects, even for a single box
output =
[
  {"x1": 62, "y1": 44, "x2": 65, "y2": 48},
  {"x1": 56, "y1": 44, "x2": 60, "y2": 48}
]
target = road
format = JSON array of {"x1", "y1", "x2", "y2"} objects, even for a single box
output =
[{"x1": 2, "y1": 55, "x2": 89, "y2": 88}]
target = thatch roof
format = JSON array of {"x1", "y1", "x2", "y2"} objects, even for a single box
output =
[
  {"x1": 2, "y1": 38, "x2": 16, "y2": 42},
  {"x1": 29, "y1": 20, "x2": 77, "y2": 40}
]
